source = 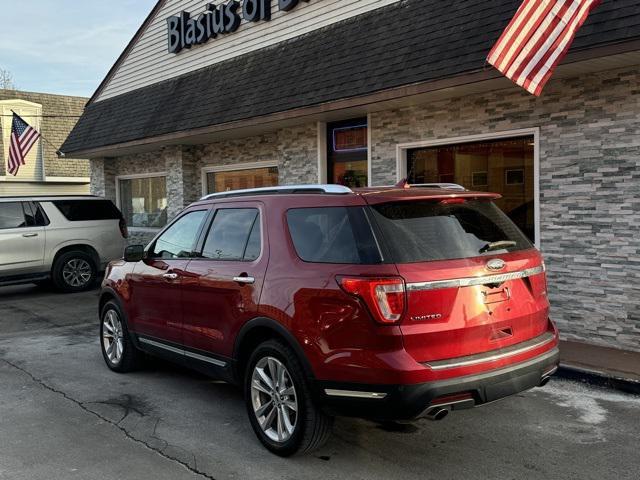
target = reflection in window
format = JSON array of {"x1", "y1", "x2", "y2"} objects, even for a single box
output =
[
  {"x1": 119, "y1": 176, "x2": 168, "y2": 228},
  {"x1": 206, "y1": 166, "x2": 278, "y2": 194},
  {"x1": 407, "y1": 136, "x2": 535, "y2": 241},
  {"x1": 0, "y1": 202, "x2": 27, "y2": 229},
  {"x1": 287, "y1": 207, "x2": 381, "y2": 264},
  {"x1": 152, "y1": 210, "x2": 207, "y2": 259},
  {"x1": 327, "y1": 118, "x2": 368, "y2": 188},
  {"x1": 202, "y1": 209, "x2": 259, "y2": 261}
]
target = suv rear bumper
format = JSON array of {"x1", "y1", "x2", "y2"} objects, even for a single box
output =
[{"x1": 314, "y1": 347, "x2": 559, "y2": 421}]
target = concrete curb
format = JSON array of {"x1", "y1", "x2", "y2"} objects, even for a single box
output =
[{"x1": 556, "y1": 364, "x2": 640, "y2": 396}]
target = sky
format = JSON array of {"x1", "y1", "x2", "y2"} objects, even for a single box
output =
[{"x1": 0, "y1": 0, "x2": 157, "y2": 98}]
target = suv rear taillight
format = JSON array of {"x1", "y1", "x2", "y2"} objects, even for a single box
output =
[
  {"x1": 119, "y1": 218, "x2": 129, "y2": 239},
  {"x1": 337, "y1": 276, "x2": 406, "y2": 324}
]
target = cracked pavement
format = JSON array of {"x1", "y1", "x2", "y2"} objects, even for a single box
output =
[{"x1": 1, "y1": 284, "x2": 639, "y2": 480}]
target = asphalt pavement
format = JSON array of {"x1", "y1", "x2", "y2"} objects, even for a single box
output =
[{"x1": 1, "y1": 284, "x2": 639, "y2": 480}]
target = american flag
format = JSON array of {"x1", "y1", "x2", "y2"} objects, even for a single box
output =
[
  {"x1": 8, "y1": 112, "x2": 41, "y2": 176},
  {"x1": 487, "y1": 0, "x2": 601, "y2": 96}
]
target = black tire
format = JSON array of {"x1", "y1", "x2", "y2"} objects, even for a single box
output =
[
  {"x1": 244, "y1": 339, "x2": 334, "y2": 456},
  {"x1": 100, "y1": 300, "x2": 142, "y2": 373},
  {"x1": 52, "y1": 251, "x2": 97, "y2": 293}
]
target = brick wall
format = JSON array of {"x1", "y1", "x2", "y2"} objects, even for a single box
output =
[
  {"x1": 0, "y1": 89, "x2": 89, "y2": 178},
  {"x1": 370, "y1": 66, "x2": 640, "y2": 351}
]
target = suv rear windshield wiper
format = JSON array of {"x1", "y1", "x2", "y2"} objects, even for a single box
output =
[{"x1": 479, "y1": 240, "x2": 517, "y2": 253}]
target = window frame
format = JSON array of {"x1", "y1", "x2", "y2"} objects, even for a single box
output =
[
  {"x1": 196, "y1": 206, "x2": 263, "y2": 263},
  {"x1": 0, "y1": 201, "x2": 30, "y2": 230},
  {"x1": 395, "y1": 128, "x2": 540, "y2": 247},
  {"x1": 505, "y1": 168, "x2": 525, "y2": 186},
  {"x1": 285, "y1": 205, "x2": 384, "y2": 265},
  {"x1": 147, "y1": 208, "x2": 211, "y2": 260},
  {"x1": 24, "y1": 201, "x2": 50, "y2": 227},
  {"x1": 115, "y1": 171, "x2": 168, "y2": 232},
  {"x1": 200, "y1": 161, "x2": 279, "y2": 197},
  {"x1": 325, "y1": 117, "x2": 371, "y2": 188},
  {"x1": 471, "y1": 171, "x2": 489, "y2": 187}
]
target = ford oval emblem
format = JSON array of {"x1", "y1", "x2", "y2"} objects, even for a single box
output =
[{"x1": 486, "y1": 259, "x2": 506, "y2": 272}]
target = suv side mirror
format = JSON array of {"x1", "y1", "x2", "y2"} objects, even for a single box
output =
[{"x1": 124, "y1": 245, "x2": 145, "y2": 262}]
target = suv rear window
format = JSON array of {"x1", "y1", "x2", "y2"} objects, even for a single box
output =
[
  {"x1": 52, "y1": 200, "x2": 122, "y2": 222},
  {"x1": 287, "y1": 207, "x2": 381, "y2": 264},
  {"x1": 370, "y1": 199, "x2": 532, "y2": 263}
]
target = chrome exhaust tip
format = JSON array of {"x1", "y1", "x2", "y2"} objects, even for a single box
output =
[
  {"x1": 425, "y1": 407, "x2": 449, "y2": 421},
  {"x1": 538, "y1": 366, "x2": 558, "y2": 387}
]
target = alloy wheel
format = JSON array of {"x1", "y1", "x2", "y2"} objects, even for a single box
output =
[
  {"x1": 251, "y1": 356, "x2": 298, "y2": 443},
  {"x1": 62, "y1": 258, "x2": 92, "y2": 287},
  {"x1": 102, "y1": 309, "x2": 124, "y2": 365}
]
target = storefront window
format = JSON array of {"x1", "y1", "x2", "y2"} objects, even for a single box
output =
[
  {"x1": 205, "y1": 165, "x2": 279, "y2": 194},
  {"x1": 327, "y1": 118, "x2": 368, "y2": 188},
  {"x1": 118, "y1": 176, "x2": 168, "y2": 228},
  {"x1": 407, "y1": 136, "x2": 535, "y2": 241}
]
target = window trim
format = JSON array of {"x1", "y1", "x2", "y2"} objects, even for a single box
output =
[
  {"x1": 285, "y1": 205, "x2": 384, "y2": 265},
  {"x1": 115, "y1": 171, "x2": 167, "y2": 231},
  {"x1": 325, "y1": 117, "x2": 371, "y2": 188},
  {"x1": 505, "y1": 168, "x2": 525, "y2": 186},
  {"x1": 0, "y1": 201, "x2": 30, "y2": 230},
  {"x1": 395, "y1": 128, "x2": 540, "y2": 247},
  {"x1": 197, "y1": 207, "x2": 263, "y2": 263},
  {"x1": 200, "y1": 161, "x2": 279, "y2": 197},
  {"x1": 471, "y1": 171, "x2": 489, "y2": 187},
  {"x1": 25, "y1": 201, "x2": 50, "y2": 227},
  {"x1": 147, "y1": 208, "x2": 210, "y2": 260}
]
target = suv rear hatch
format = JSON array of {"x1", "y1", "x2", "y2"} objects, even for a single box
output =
[{"x1": 365, "y1": 193, "x2": 549, "y2": 365}]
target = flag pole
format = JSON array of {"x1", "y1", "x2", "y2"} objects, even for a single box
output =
[{"x1": 10, "y1": 110, "x2": 66, "y2": 158}]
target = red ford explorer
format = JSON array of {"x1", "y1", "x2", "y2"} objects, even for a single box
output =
[{"x1": 99, "y1": 183, "x2": 559, "y2": 456}]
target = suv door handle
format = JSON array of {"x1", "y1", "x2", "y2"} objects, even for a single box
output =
[
  {"x1": 233, "y1": 275, "x2": 255, "y2": 285},
  {"x1": 163, "y1": 273, "x2": 179, "y2": 281},
  {"x1": 22, "y1": 233, "x2": 38, "y2": 238}
]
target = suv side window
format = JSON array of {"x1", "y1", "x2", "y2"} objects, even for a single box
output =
[
  {"x1": 150, "y1": 210, "x2": 207, "y2": 259},
  {"x1": 23, "y1": 202, "x2": 49, "y2": 227},
  {"x1": 287, "y1": 207, "x2": 382, "y2": 264},
  {"x1": 201, "y1": 208, "x2": 260, "y2": 261},
  {"x1": 0, "y1": 202, "x2": 28, "y2": 229},
  {"x1": 52, "y1": 200, "x2": 122, "y2": 221}
]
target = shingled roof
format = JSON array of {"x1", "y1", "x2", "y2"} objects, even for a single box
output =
[{"x1": 63, "y1": 0, "x2": 640, "y2": 155}]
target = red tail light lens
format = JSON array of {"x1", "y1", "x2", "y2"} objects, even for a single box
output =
[
  {"x1": 119, "y1": 218, "x2": 129, "y2": 239},
  {"x1": 337, "y1": 276, "x2": 406, "y2": 324},
  {"x1": 528, "y1": 263, "x2": 547, "y2": 298},
  {"x1": 439, "y1": 198, "x2": 467, "y2": 205}
]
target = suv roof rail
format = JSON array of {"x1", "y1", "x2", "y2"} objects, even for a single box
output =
[
  {"x1": 0, "y1": 195, "x2": 100, "y2": 199},
  {"x1": 200, "y1": 184, "x2": 353, "y2": 201},
  {"x1": 411, "y1": 183, "x2": 467, "y2": 191}
]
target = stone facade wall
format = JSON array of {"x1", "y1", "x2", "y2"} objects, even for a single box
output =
[
  {"x1": 195, "y1": 122, "x2": 319, "y2": 186},
  {"x1": 370, "y1": 66, "x2": 640, "y2": 351},
  {"x1": 0, "y1": 89, "x2": 89, "y2": 178},
  {"x1": 92, "y1": 67, "x2": 640, "y2": 352}
]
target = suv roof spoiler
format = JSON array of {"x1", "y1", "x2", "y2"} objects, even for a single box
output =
[{"x1": 200, "y1": 184, "x2": 353, "y2": 201}]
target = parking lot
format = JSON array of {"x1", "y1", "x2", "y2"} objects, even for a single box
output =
[{"x1": 1, "y1": 285, "x2": 639, "y2": 480}]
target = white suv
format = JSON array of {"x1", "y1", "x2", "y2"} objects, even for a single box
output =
[{"x1": 0, "y1": 196, "x2": 127, "y2": 292}]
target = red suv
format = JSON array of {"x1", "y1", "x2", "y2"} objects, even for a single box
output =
[{"x1": 99, "y1": 183, "x2": 559, "y2": 456}]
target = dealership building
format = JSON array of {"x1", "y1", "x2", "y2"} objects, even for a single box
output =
[{"x1": 63, "y1": 0, "x2": 640, "y2": 351}]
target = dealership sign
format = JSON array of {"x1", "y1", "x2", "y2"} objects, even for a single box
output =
[{"x1": 167, "y1": 0, "x2": 309, "y2": 54}]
